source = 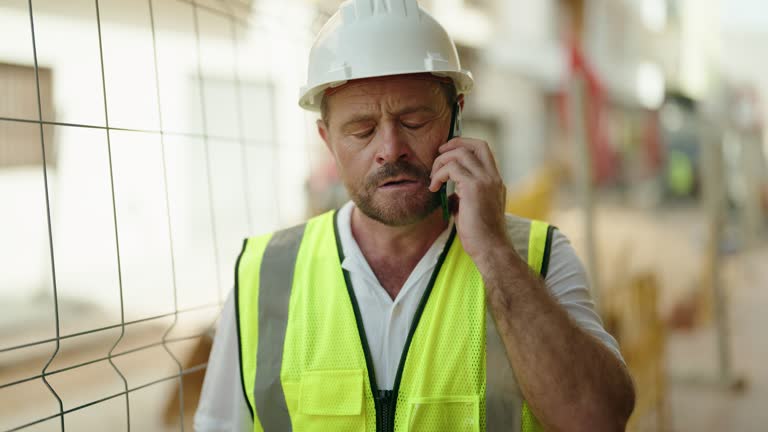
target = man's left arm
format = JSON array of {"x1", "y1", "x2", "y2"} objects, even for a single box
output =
[
  {"x1": 480, "y1": 241, "x2": 635, "y2": 431},
  {"x1": 430, "y1": 137, "x2": 635, "y2": 432}
]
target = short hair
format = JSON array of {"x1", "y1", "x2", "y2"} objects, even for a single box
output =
[{"x1": 320, "y1": 79, "x2": 457, "y2": 124}]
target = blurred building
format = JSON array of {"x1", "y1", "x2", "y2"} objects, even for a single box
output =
[
  {"x1": 1, "y1": 2, "x2": 320, "y2": 429},
  {"x1": 0, "y1": 0, "x2": 323, "y2": 327}
]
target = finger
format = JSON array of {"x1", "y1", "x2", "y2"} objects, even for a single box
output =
[
  {"x1": 441, "y1": 138, "x2": 499, "y2": 175},
  {"x1": 429, "y1": 160, "x2": 473, "y2": 192},
  {"x1": 432, "y1": 147, "x2": 485, "y2": 177}
]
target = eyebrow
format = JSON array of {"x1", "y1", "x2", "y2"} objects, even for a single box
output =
[{"x1": 339, "y1": 105, "x2": 438, "y2": 130}]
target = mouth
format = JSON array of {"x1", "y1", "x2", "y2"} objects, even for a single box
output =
[{"x1": 378, "y1": 177, "x2": 420, "y2": 188}]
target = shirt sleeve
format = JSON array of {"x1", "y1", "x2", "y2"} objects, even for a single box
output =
[
  {"x1": 194, "y1": 289, "x2": 254, "y2": 432},
  {"x1": 544, "y1": 229, "x2": 625, "y2": 363}
]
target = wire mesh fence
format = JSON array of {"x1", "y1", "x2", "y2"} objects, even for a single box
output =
[{"x1": 0, "y1": 0, "x2": 322, "y2": 430}]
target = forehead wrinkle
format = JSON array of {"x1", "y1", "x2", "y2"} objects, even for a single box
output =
[{"x1": 328, "y1": 78, "x2": 447, "y2": 126}]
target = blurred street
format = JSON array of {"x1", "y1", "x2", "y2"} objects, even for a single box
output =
[
  {"x1": 666, "y1": 246, "x2": 768, "y2": 431},
  {"x1": 554, "y1": 204, "x2": 768, "y2": 431}
]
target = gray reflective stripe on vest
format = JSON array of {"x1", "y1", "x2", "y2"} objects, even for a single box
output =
[
  {"x1": 254, "y1": 224, "x2": 305, "y2": 431},
  {"x1": 486, "y1": 310, "x2": 523, "y2": 430},
  {"x1": 486, "y1": 218, "x2": 533, "y2": 432}
]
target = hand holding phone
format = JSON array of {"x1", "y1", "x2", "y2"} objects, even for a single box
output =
[{"x1": 429, "y1": 100, "x2": 510, "y2": 260}]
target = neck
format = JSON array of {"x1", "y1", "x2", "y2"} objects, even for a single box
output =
[
  {"x1": 350, "y1": 206, "x2": 448, "y2": 298},
  {"x1": 351, "y1": 206, "x2": 448, "y2": 257}
]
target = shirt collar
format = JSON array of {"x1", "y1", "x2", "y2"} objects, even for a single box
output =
[{"x1": 336, "y1": 201, "x2": 454, "y2": 296}]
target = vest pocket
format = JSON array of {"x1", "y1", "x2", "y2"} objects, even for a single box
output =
[
  {"x1": 407, "y1": 395, "x2": 480, "y2": 432},
  {"x1": 293, "y1": 369, "x2": 366, "y2": 432}
]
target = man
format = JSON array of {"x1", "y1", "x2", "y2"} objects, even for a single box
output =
[{"x1": 195, "y1": 1, "x2": 635, "y2": 431}]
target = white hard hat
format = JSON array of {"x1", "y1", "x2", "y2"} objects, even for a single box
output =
[{"x1": 299, "y1": 0, "x2": 474, "y2": 111}]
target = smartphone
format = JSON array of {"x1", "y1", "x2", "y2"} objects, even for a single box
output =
[{"x1": 440, "y1": 102, "x2": 462, "y2": 221}]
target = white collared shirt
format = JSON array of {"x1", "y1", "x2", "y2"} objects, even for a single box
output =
[
  {"x1": 194, "y1": 201, "x2": 622, "y2": 432},
  {"x1": 337, "y1": 201, "x2": 455, "y2": 389}
]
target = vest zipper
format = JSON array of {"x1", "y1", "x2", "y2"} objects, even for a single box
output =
[
  {"x1": 376, "y1": 390, "x2": 395, "y2": 431},
  {"x1": 384, "y1": 228, "x2": 457, "y2": 431}
]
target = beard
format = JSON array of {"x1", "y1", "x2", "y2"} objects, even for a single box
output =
[{"x1": 347, "y1": 160, "x2": 442, "y2": 226}]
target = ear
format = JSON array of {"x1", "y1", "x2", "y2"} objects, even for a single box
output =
[
  {"x1": 317, "y1": 119, "x2": 333, "y2": 154},
  {"x1": 457, "y1": 94, "x2": 465, "y2": 111}
]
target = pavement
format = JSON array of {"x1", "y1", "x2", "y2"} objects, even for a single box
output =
[
  {"x1": 665, "y1": 246, "x2": 768, "y2": 432},
  {"x1": 552, "y1": 204, "x2": 768, "y2": 432}
]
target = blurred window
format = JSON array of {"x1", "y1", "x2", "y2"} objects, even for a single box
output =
[{"x1": 0, "y1": 63, "x2": 54, "y2": 167}]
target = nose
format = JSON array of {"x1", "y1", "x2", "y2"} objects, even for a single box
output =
[{"x1": 374, "y1": 121, "x2": 410, "y2": 165}]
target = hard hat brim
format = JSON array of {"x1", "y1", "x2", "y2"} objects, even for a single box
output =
[{"x1": 299, "y1": 69, "x2": 473, "y2": 111}]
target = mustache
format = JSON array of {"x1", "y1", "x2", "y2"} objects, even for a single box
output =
[{"x1": 364, "y1": 161, "x2": 431, "y2": 189}]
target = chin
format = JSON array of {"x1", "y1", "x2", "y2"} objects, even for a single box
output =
[{"x1": 356, "y1": 193, "x2": 440, "y2": 227}]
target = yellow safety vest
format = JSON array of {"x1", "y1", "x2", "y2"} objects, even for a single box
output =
[{"x1": 236, "y1": 210, "x2": 555, "y2": 431}]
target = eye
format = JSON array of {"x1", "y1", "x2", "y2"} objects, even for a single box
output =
[
  {"x1": 402, "y1": 121, "x2": 427, "y2": 130},
  {"x1": 353, "y1": 128, "x2": 375, "y2": 139}
]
